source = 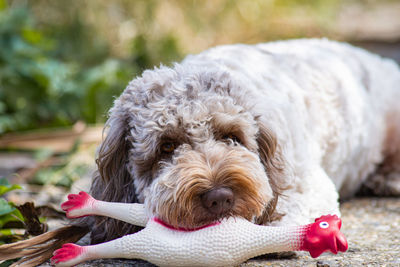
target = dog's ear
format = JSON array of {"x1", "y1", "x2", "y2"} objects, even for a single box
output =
[
  {"x1": 255, "y1": 122, "x2": 286, "y2": 224},
  {"x1": 89, "y1": 115, "x2": 142, "y2": 244},
  {"x1": 92, "y1": 115, "x2": 136, "y2": 202}
]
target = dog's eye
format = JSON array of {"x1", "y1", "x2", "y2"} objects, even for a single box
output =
[
  {"x1": 222, "y1": 134, "x2": 241, "y2": 144},
  {"x1": 161, "y1": 142, "x2": 175, "y2": 153}
]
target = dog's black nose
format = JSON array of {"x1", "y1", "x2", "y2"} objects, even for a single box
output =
[{"x1": 201, "y1": 187, "x2": 234, "y2": 215}]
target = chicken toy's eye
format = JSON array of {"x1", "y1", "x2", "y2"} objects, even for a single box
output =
[{"x1": 319, "y1": 221, "x2": 329, "y2": 229}]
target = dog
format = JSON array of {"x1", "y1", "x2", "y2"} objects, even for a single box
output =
[{"x1": 1, "y1": 38, "x2": 399, "y2": 265}]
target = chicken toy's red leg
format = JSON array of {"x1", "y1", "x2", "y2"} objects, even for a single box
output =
[
  {"x1": 61, "y1": 191, "x2": 96, "y2": 218},
  {"x1": 52, "y1": 232, "x2": 145, "y2": 267},
  {"x1": 51, "y1": 244, "x2": 89, "y2": 267},
  {"x1": 52, "y1": 242, "x2": 126, "y2": 267},
  {"x1": 61, "y1": 191, "x2": 148, "y2": 227}
]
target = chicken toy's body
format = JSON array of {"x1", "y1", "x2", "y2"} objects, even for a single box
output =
[{"x1": 52, "y1": 192, "x2": 348, "y2": 267}]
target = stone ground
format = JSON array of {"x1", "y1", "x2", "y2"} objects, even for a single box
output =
[{"x1": 38, "y1": 197, "x2": 399, "y2": 267}]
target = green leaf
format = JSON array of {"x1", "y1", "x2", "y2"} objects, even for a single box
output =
[
  {"x1": 0, "y1": 178, "x2": 22, "y2": 196},
  {"x1": 0, "y1": 198, "x2": 15, "y2": 216},
  {"x1": 0, "y1": 209, "x2": 24, "y2": 228},
  {"x1": 0, "y1": 228, "x2": 25, "y2": 237},
  {"x1": 22, "y1": 28, "x2": 43, "y2": 44}
]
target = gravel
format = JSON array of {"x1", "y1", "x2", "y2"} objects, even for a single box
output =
[{"x1": 243, "y1": 197, "x2": 400, "y2": 267}]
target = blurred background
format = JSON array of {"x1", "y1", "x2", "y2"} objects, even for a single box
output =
[{"x1": 0, "y1": 0, "x2": 399, "y2": 247}]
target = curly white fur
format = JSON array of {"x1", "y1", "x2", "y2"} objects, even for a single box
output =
[
  {"x1": 178, "y1": 39, "x2": 400, "y2": 225},
  {"x1": 90, "y1": 38, "x2": 400, "y2": 243}
]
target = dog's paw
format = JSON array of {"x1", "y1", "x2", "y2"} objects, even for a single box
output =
[
  {"x1": 61, "y1": 191, "x2": 96, "y2": 218},
  {"x1": 51, "y1": 243, "x2": 88, "y2": 267}
]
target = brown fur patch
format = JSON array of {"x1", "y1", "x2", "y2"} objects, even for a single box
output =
[
  {"x1": 255, "y1": 123, "x2": 288, "y2": 224},
  {"x1": 152, "y1": 142, "x2": 271, "y2": 229},
  {"x1": 89, "y1": 116, "x2": 142, "y2": 244}
]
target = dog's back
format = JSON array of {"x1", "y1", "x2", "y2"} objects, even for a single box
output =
[{"x1": 183, "y1": 39, "x2": 400, "y2": 198}]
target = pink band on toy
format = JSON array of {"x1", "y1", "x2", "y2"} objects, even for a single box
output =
[{"x1": 153, "y1": 217, "x2": 220, "y2": 232}]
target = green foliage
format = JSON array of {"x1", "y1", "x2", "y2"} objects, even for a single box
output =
[
  {"x1": 0, "y1": 6, "x2": 132, "y2": 133},
  {"x1": 0, "y1": 179, "x2": 22, "y2": 196},
  {"x1": 30, "y1": 142, "x2": 96, "y2": 188},
  {"x1": 0, "y1": 178, "x2": 24, "y2": 265},
  {"x1": 0, "y1": 178, "x2": 24, "y2": 244},
  {"x1": 131, "y1": 34, "x2": 181, "y2": 71},
  {"x1": 0, "y1": 2, "x2": 182, "y2": 134},
  {"x1": 0, "y1": 198, "x2": 14, "y2": 216}
]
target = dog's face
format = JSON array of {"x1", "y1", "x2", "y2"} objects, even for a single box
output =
[
  {"x1": 92, "y1": 68, "x2": 284, "y2": 239},
  {"x1": 137, "y1": 98, "x2": 273, "y2": 229}
]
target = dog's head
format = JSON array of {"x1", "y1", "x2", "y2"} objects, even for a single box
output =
[{"x1": 90, "y1": 66, "x2": 286, "y2": 242}]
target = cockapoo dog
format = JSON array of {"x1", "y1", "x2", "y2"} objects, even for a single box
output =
[
  {"x1": 89, "y1": 38, "x2": 400, "y2": 244},
  {"x1": 1, "y1": 39, "x2": 399, "y2": 265}
]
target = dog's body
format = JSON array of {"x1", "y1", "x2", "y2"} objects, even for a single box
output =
[{"x1": 88, "y1": 39, "x2": 400, "y2": 244}]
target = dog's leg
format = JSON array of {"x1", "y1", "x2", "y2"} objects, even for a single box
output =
[
  {"x1": 362, "y1": 173, "x2": 400, "y2": 196},
  {"x1": 273, "y1": 167, "x2": 340, "y2": 226},
  {"x1": 258, "y1": 168, "x2": 338, "y2": 260},
  {"x1": 361, "y1": 112, "x2": 400, "y2": 196},
  {"x1": 61, "y1": 191, "x2": 148, "y2": 226}
]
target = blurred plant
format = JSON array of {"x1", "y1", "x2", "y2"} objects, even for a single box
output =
[
  {"x1": 0, "y1": 178, "x2": 57, "y2": 266},
  {"x1": 0, "y1": 0, "x2": 183, "y2": 134},
  {"x1": 5, "y1": 0, "x2": 390, "y2": 135},
  {"x1": 0, "y1": 2, "x2": 135, "y2": 134},
  {"x1": 0, "y1": 178, "x2": 24, "y2": 244},
  {"x1": 131, "y1": 33, "x2": 181, "y2": 71},
  {"x1": 31, "y1": 142, "x2": 96, "y2": 188},
  {"x1": 1, "y1": 0, "x2": 345, "y2": 135}
]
